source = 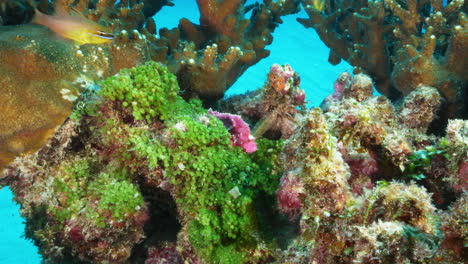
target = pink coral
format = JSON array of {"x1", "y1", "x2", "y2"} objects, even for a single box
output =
[
  {"x1": 332, "y1": 72, "x2": 350, "y2": 99},
  {"x1": 145, "y1": 243, "x2": 182, "y2": 264},
  {"x1": 208, "y1": 109, "x2": 257, "y2": 153},
  {"x1": 320, "y1": 72, "x2": 351, "y2": 110},
  {"x1": 268, "y1": 63, "x2": 296, "y2": 94},
  {"x1": 277, "y1": 171, "x2": 304, "y2": 219},
  {"x1": 454, "y1": 161, "x2": 468, "y2": 192}
]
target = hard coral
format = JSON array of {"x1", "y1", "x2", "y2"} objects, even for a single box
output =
[
  {"x1": 4, "y1": 62, "x2": 284, "y2": 263},
  {"x1": 397, "y1": 85, "x2": 443, "y2": 133},
  {"x1": 277, "y1": 107, "x2": 352, "y2": 241},
  {"x1": 220, "y1": 63, "x2": 306, "y2": 140},
  {"x1": 299, "y1": 0, "x2": 467, "y2": 121},
  {"x1": 364, "y1": 181, "x2": 437, "y2": 233},
  {"x1": 169, "y1": 0, "x2": 300, "y2": 103},
  {"x1": 2, "y1": 59, "x2": 467, "y2": 263},
  {"x1": 0, "y1": 24, "x2": 77, "y2": 170},
  {"x1": 436, "y1": 193, "x2": 468, "y2": 262},
  {"x1": 354, "y1": 220, "x2": 436, "y2": 264},
  {"x1": 275, "y1": 71, "x2": 466, "y2": 263},
  {"x1": 277, "y1": 170, "x2": 304, "y2": 219},
  {"x1": 0, "y1": 0, "x2": 298, "y2": 167}
]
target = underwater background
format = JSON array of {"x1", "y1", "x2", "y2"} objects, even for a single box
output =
[
  {"x1": 0, "y1": 2, "x2": 350, "y2": 263},
  {"x1": 1, "y1": 0, "x2": 466, "y2": 263}
]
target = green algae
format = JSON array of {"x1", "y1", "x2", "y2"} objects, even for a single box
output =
[{"x1": 71, "y1": 61, "x2": 283, "y2": 262}]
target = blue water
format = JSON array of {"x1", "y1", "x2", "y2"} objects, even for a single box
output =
[
  {"x1": 0, "y1": 1, "x2": 350, "y2": 262},
  {"x1": 0, "y1": 188, "x2": 42, "y2": 263}
]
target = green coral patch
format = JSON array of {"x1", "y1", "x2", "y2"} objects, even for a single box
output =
[
  {"x1": 49, "y1": 157, "x2": 144, "y2": 228},
  {"x1": 99, "y1": 61, "x2": 181, "y2": 122},
  {"x1": 92, "y1": 62, "x2": 284, "y2": 262}
]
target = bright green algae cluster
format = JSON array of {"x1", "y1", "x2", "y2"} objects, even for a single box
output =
[
  {"x1": 51, "y1": 158, "x2": 144, "y2": 227},
  {"x1": 99, "y1": 61, "x2": 181, "y2": 122},
  {"x1": 40, "y1": 61, "x2": 284, "y2": 263}
]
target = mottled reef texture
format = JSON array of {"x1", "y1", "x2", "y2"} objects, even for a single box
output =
[
  {"x1": 0, "y1": 1, "x2": 467, "y2": 263},
  {"x1": 2, "y1": 62, "x2": 467, "y2": 264},
  {"x1": 298, "y1": 0, "x2": 467, "y2": 123}
]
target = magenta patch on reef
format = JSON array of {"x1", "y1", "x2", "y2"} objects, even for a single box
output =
[{"x1": 208, "y1": 109, "x2": 257, "y2": 153}]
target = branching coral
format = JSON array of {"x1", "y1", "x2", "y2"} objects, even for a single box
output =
[
  {"x1": 39, "y1": 0, "x2": 300, "y2": 102},
  {"x1": 161, "y1": 0, "x2": 301, "y2": 102},
  {"x1": 0, "y1": 0, "x2": 302, "y2": 167},
  {"x1": 298, "y1": 0, "x2": 467, "y2": 121}
]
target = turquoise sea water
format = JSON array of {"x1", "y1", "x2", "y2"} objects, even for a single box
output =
[{"x1": 0, "y1": 1, "x2": 350, "y2": 263}]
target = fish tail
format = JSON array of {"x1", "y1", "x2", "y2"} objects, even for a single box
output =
[
  {"x1": 31, "y1": 8, "x2": 46, "y2": 25},
  {"x1": 26, "y1": 0, "x2": 48, "y2": 25}
]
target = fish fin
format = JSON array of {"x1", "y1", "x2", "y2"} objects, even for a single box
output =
[
  {"x1": 69, "y1": 7, "x2": 87, "y2": 18},
  {"x1": 31, "y1": 8, "x2": 46, "y2": 25},
  {"x1": 26, "y1": 0, "x2": 40, "y2": 24}
]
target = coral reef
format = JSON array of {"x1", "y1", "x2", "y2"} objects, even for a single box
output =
[
  {"x1": 273, "y1": 71, "x2": 467, "y2": 263},
  {"x1": 220, "y1": 63, "x2": 306, "y2": 140},
  {"x1": 1, "y1": 60, "x2": 467, "y2": 263},
  {"x1": 3, "y1": 62, "x2": 286, "y2": 263},
  {"x1": 298, "y1": 0, "x2": 467, "y2": 122},
  {"x1": 27, "y1": 0, "x2": 301, "y2": 102},
  {"x1": 0, "y1": 0, "x2": 301, "y2": 168},
  {"x1": 0, "y1": 1, "x2": 466, "y2": 261}
]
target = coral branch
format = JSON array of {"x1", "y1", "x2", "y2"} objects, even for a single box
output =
[{"x1": 299, "y1": 0, "x2": 467, "y2": 121}]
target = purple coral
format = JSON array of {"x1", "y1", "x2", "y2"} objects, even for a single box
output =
[
  {"x1": 145, "y1": 243, "x2": 183, "y2": 264},
  {"x1": 320, "y1": 72, "x2": 351, "y2": 110},
  {"x1": 208, "y1": 109, "x2": 257, "y2": 153},
  {"x1": 277, "y1": 171, "x2": 304, "y2": 219}
]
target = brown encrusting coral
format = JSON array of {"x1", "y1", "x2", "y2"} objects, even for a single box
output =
[
  {"x1": 0, "y1": 24, "x2": 77, "y2": 170},
  {"x1": 298, "y1": 0, "x2": 467, "y2": 122}
]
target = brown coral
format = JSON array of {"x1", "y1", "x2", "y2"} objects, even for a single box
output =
[
  {"x1": 298, "y1": 0, "x2": 467, "y2": 121},
  {"x1": 0, "y1": 25, "x2": 77, "y2": 170}
]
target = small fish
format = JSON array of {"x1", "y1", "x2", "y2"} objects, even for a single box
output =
[
  {"x1": 311, "y1": 0, "x2": 326, "y2": 12},
  {"x1": 32, "y1": 7, "x2": 113, "y2": 45}
]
